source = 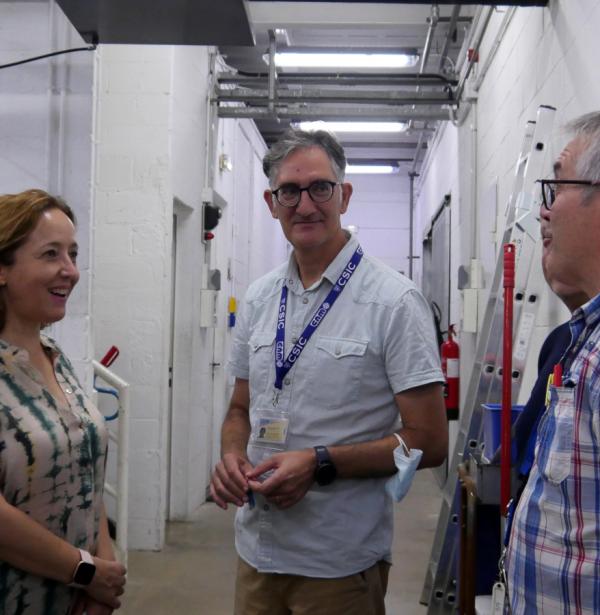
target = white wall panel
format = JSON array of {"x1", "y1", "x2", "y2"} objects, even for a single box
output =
[{"x1": 344, "y1": 172, "x2": 410, "y2": 273}]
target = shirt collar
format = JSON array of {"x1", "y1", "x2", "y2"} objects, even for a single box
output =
[
  {"x1": 571, "y1": 291, "x2": 600, "y2": 332},
  {"x1": 284, "y1": 231, "x2": 359, "y2": 293},
  {"x1": 0, "y1": 334, "x2": 59, "y2": 364}
]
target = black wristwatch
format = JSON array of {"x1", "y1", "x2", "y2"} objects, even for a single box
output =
[
  {"x1": 314, "y1": 445, "x2": 337, "y2": 486},
  {"x1": 70, "y1": 549, "x2": 96, "y2": 587}
]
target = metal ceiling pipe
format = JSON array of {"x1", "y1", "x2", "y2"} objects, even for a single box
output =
[
  {"x1": 408, "y1": 171, "x2": 418, "y2": 280},
  {"x1": 454, "y1": 3, "x2": 483, "y2": 76},
  {"x1": 407, "y1": 2, "x2": 440, "y2": 131},
  {"x1": 406, "y1": 2, "x2": 438, "y2": 247},
  {"x1": 454, "y1": 5, "x2": 494, "y2": 103},
  {"x1": 217, "y1": 73, "x2": 458, "y2": 88},
  {"x1": 215, "y1": 88, "x2": 455, "y2": 105},
  {"x1": 410, "y1": 130, "x2": 427, "y2": 176},
  {"x1": 406, "y1": 1, "x2": 441, "y2": 193},
  {"x1": 216, "y1": 106, "x2": 452, "y2": 121},
  {"x1": 473, "y1": 6, "x2": 516, "y2": 92},
  {"x1": 267, "y1": 29, "x2": 277, "y2": 115},
  {"x1": 420, "y1": 4, "x2": 440, "y2": 74},
  {"x1": 438, "y1": 4, "x2": 461, "y2": 73}
]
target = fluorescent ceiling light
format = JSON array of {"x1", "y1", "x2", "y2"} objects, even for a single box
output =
[
  {"x1": 346, "y1": 164, "x2": 399, "y2": 175},
  {"x1": 274, "y1": 52, "x2": 419, "y2": 69},
  {"x1": 298, "y1": 121, "x2": 407, "y2": 133}
]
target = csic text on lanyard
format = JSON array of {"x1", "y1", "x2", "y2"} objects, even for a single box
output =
[{"x1": 273, "y1": 245, "x2": 364, "y2": 399}]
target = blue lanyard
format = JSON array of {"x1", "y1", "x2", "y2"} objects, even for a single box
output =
[{"x1": 274, "y1": 245, "x2": 363, "y2": 391}]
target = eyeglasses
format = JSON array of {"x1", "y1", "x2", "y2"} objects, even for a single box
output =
[
  {"x1": 537, "y1": 179, "x2": 600, "y2": 210},
  {"x1": 271, "y1": 180, "x2": 340, "y2": 208}
]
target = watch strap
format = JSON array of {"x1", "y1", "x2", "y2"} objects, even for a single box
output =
[
  {"x1": 314, "y1": 445, "x2": 331, "y2": 465},
  {"x1": 69, "y1": 549, "x2": 95, "y2": 588},
  {"x1": 313, "y1": 445, "x2": 337, "y2": 485},
  {"x1": 79, "y1": 549, "x2": 94, "y2": 566}
]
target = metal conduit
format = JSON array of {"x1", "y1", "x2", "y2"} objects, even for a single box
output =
[
  {"x1": 408, "y1": 172, "x2": 417, "y2": 280},
  {"x1": 216, "y1": 89, "x2": 455, "y2": 105},
  {"x1": 405, "y1": 3, "x2": 445, "y2": 282},
  {"x1": 217, "y1": 106, "x2": 452, "y2": 121},
  {"x1": 438, "y1": 5, "x2": 461, "y2": 73},
  {"x1": 473, "y1": 7, "x2": 516, "y2": 92},
  {"x1": 267, "y1": 29, "x2": 277, "y2": 115},
  {"x1": 407, "y1": 3, "x2": 440, "y2": 133},
  {"x1": 217, "y1": 73, "x2": 458, "y2": 88},
  {"x1": 454, "y1": 5, "x2": 495, "y2": 103}
]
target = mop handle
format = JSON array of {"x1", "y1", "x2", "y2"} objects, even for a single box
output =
[{"x1": 501, "y1": 244, "x2": 515, "y2": 513}]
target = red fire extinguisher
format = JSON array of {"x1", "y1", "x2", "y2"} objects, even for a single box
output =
[{"x1": 441, "y1": 324, "x2": 459, "y2": 420}]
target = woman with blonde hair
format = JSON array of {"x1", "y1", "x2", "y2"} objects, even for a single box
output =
[{"x1": 0, "y1": 189, "x2": 126, "y2": 614}]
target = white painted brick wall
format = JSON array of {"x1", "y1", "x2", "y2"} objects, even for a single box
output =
[
  {"x1": 94, "y1": 45, "x2": 174, "y2": 550},
  {"x1": 167, "y1": 46, "x2": 214, "y2": 520}
]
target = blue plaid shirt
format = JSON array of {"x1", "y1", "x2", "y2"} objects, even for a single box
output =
[{"x1": 506, "y1": 293, "x2": 600, "y2": 614}]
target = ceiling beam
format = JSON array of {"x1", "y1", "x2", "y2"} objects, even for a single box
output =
[
  {"x1": 218, "y1": 73, "x2": 458, "y2": 87},
  {"x1": 215, "y1": 87, "x2": 454, "y2": 105},
  {"x1": 217, "y1": 106, "x2": 451, "y2": 121}
]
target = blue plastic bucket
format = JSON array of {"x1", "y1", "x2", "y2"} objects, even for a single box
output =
[{"x1": 481, "y1": 403, "x2": 525, "y2": 460}]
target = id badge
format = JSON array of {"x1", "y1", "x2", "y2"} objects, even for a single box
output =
[
  {"x1": 491, "y1": 581, "x2": 507, "y2": 614},
  {"x1": 250, "y1": 410, "x2": 290, "y2": 451}
]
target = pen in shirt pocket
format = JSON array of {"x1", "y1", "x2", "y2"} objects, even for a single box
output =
[{"x1": 553, "y1": 363, "x2": 563, "y2": 387}]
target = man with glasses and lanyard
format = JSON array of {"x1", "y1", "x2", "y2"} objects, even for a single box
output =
[
  {"x1": 210, "y1": 128, "x2": 447, "y2": 615},
  {"x1": 505, "y1": 112, "x2": 600, "y2": 615}
]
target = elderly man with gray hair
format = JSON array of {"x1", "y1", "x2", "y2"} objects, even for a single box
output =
[
  {"x1": 505, "y1": 111, "x2": 600, "y2": 614},
  {"x1": 210, "y1": 128, "x2": 447, "y2": 615}
]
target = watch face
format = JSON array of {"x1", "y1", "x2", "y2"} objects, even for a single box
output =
[
  {"x1": 74, "y1": 561, "x2": 96, "y2": 586},
  {"x1": 316, "y1": 462, "x2": 337, "y2": 486}
]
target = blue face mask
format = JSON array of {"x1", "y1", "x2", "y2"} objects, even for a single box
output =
[{"x1": 385, "y1": 434, "x2": 423, "y2": 502}]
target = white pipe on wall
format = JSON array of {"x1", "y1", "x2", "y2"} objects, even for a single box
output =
[{"x1": 93, "y1": 361, "x2": 130, "y2": 565}]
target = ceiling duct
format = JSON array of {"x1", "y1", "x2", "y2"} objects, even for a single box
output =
[{"x1": 55, "y1": 0, "x2": 255, "y2": 45}]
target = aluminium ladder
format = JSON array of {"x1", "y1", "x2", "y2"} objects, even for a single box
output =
[{"x1": 422, "y1": 104, "x2": 556, "y2": 614}]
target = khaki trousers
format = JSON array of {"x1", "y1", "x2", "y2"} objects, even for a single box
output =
[{"x1": 234, "y1": 557, "x2": 390, "y2": 615}]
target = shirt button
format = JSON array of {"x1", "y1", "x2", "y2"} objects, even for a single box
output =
[
  {"x1": 263, "y1": 504, "x2": 270, "y2": 511},
  {"x1": 284, "y1": 378, "x2": 291, "y2": 386},
  {"x1": 64, "y1": 387, "x2": 73, "y2": 395},
  {"x1": 302, "y1": 297, "x2": 309, "y2": 304},
  {"x1": 335, "y1": 347, "x2": 341, "y2": 356},
  {"x1": 291, "y1": 336, "x2": 298, "y2": 343}
]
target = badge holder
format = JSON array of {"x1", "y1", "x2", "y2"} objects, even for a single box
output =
[{"x1": 250, "y1": 409, "x2": 290, "y2": 452}]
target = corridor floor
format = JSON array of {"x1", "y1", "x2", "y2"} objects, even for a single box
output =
[{"x1": 120, "y1": 471, "x2": 442, "y2": 614}]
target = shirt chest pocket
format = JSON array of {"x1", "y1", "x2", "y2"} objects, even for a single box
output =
[
  {"x1": 305, "y1": 336, "x2": 368, "y2": 410},
  {"x1": 248, "y1": 332, "x2": 275, "y2": 397},
  {"x1": 537, "y1": 386, "x2": 574, "y2": 485}
]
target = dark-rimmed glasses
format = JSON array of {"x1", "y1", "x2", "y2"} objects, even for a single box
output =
[
  {"x1": 271, "y1": 180, "x2": 340, "y2": 208},
  {"x1": 537, "y1": 179, "x2": 600, "y2": 210}
]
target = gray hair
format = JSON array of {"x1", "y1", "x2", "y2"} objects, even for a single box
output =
[
  {"x1": 566, "y1": 112, "x2": 600, "y2": 200},
  {"x1": 262, "y1": 128, "x2": 347, "y2": 187}
]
